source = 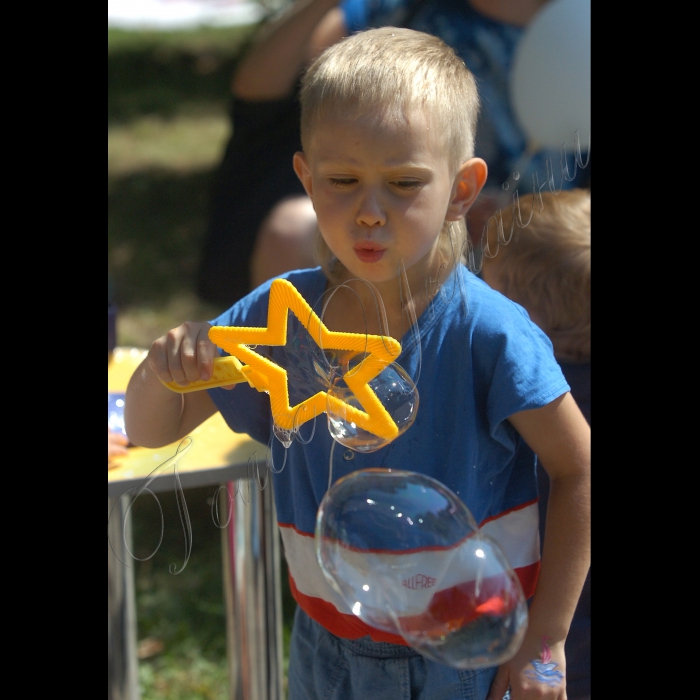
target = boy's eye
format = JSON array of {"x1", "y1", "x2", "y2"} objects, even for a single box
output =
[
  {"x1": 329, "y1": 178, "x2": 357, "y2": 187},
  {"x1": 392, "y1": 180, "x2": 422, "y2": 190}
]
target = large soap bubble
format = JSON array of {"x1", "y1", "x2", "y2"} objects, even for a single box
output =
[
  {"x1": 326, "y1": 361, "x2": 419, "y2": 453},
  {"x1": 315, "y1": 469, "x2": 528, "y2": 668}
]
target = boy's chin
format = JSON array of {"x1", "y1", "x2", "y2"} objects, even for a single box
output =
[
  {"x1": 338, "y1": 263, "x2": 401, "y2": 286},
  {"x1": 335, "y1": 249, "x2": 443, "y2": 288}
]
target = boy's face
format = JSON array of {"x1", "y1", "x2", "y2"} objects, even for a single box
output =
[{"x1": 294, "y1": 109, "x2": 464, "y2": 286}]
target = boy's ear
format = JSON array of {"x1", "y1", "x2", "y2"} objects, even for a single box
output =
[
  {"x1": 446, "y1": 158, "x2": 488, "y2": 221},
  {"x1": 293, "y1": 152, "x2": 314, "y2": 199}
]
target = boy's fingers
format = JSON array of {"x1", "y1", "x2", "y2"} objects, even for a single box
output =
[
  {"x1": 177, "y1": 323, "x2": 214, "y2": 382},
  {"x1": 196, "y1": 325, "x2": 215, "y2": 381},
  {"x1": 147, "y1": 322, "x2": 215, "y2": 386},
  {"x1": 150, "y1": 328, "x2": 189, "y2": 386},
  {"x1": 148, "y1": 336, "x2": 179, "y2": 384},
  {"x1": 179, "y1": 328, "x2": 204, "y2": 383},
  {"x1": 165, "y1": 328, "x2": 190, "y2": 386}
]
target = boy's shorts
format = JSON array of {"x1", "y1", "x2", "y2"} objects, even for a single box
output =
[{"x1": 288, "y1": 606, "x2": 502, "y2": 700}]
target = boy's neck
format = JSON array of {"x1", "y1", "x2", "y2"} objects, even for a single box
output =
[{"x1": 323, "y1": 257, "x2": 456, "y2": 340}]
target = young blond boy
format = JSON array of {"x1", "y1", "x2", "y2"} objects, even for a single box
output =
[{"x1": 126, "y1": 28, "x2": 590, "y2": 700}]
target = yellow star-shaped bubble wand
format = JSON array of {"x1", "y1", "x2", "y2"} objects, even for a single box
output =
[{"x1": 160, "y1": 278, "x2": 403, "y2": 441}]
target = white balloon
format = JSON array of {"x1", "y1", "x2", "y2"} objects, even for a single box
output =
[{"x1": 510, "y1": 0, "x2": 591, "y2": 151}]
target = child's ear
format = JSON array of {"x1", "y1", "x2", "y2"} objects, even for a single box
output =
[
  {"x1": 293, "y1": 152, "x2": 314, "y2": 199},
  {"x1": 446, "y1": 158, "x2": 488, "y2": 221}
]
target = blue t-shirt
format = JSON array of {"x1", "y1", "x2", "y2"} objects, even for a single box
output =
[
  {"x1": 340, "y1": 0, "x2": 590, "y2": 197},
  {"x1": 208, "y1": 266, "x2": 569, "y2": 642}
]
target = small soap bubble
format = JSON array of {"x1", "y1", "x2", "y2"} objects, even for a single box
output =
[
  {"x1": 272, "y1": 421, "x2": 294, "y2": 448},
  {"x1": 512, "y1": 171, "x2": 520, "y2": 181},
  {"x1": 326, "y1": 362, "x2": 418, "y2": 453},
  {"x1": 502, "y1": 182, "x2": 509, "y2": 190},
  {"x1": 316, "y1": 469, "x2": 528, "y2": 669}
]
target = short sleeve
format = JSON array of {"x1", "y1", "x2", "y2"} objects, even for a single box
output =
[{"x1": 469, "y1": 286, "x2": 570, "y2": 450}]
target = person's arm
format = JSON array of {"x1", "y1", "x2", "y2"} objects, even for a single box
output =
[
  {"x1": 232, "y1": 0, "x2": 347, "y2": 100},
  {"x1": 487, "y1": 392, "x2": 591, "y2": 700},
  {"x1": 124, "y1": 322, "x2": 225, "y2": 448}
]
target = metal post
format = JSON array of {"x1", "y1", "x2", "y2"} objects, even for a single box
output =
[
  {"x1": 108, "y1": 496, "x2": 140, "y2": 700},
  {"x1": 220, "y1": 475, "x2": 283, "y2": 700}
]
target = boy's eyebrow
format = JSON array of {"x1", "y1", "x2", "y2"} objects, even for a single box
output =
[{"x1": 316, "y1": 159, "x2": 436, "y2": 173}]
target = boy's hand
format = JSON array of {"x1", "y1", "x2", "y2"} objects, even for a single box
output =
[
  {"x1": 487, "y1": 636, "x2": 567, "y2": 700},
  {"x1": 125, "y1": 322, "x2": 225, "y2": 447},
  {"x1": 148, "y1": 322, "x2": 219, "y2": 388}
]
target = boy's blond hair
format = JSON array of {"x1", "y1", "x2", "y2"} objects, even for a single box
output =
[
  {"x1": 298, "y1": 27, "x2": 481, "y2": 282},
  {"x1": 482, "y1": 189, "x2": 591, "y2": 363}
]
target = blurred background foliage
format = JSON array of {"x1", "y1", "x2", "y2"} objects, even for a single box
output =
[{"x1": 109, "y1": 21, "x2": 296, "y2": 699}]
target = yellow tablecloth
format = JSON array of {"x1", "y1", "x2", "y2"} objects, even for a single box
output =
[{"x1": 108, "y1": 347, "x2": 266, "y2": 493}]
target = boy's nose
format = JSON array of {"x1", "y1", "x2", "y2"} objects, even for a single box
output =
[{"x1": 356, "y1": 192, "x2": 386, "y2": 228}]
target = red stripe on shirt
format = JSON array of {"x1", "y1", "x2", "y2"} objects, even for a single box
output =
[
  {"x1": 289, "y1": 560, "x2": 540, "y2": 644},
  {"x1": 478, "y1": 498, "x2": 539, "y2": 527}
]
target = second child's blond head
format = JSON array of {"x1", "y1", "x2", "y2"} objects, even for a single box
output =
[{"x1": 482, "y1": 189, "x2": 591, "y2": 363}]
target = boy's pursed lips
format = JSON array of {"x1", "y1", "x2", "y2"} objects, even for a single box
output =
[{"x1": 354, "y1": 239, "x2": 387, "y2": 263}]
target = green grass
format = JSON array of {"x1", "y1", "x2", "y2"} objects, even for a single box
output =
[
  {"x1": 139, "y1": 654, "x2": 229, "y2": 700},
  {"x1": 109, "y1": 22, "x2": 297, "y2": 698},
  {"x1": 109, "y1": 114, "x2": 232, "y2": 176},
  {"x1": 131, "y1": 486, "x2": 228, "y2": 699},
  {"x1": 108, "y1": 26, "x2": 260, "y2": 55},
  {"x1": 108, "y1": 168, "x2": 221, "y2": 315}
]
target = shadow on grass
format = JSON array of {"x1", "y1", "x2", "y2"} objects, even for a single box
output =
[{"x1": 109, "y1": 169, "x2": 214, "y2": 307}]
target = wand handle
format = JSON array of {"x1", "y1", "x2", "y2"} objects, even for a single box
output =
[{"x1": 159, "y1": 356, "x2": 248, "y2": 393}]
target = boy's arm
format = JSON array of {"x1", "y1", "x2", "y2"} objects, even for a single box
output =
[
  {"x1": 232, "y1": 0, "x2": 347, "y2": 100},
  {"x1": 124, "y1": 322, "x2": 224, "y2": 448},
  {"x1": 487, "y1": 392, "x2": 591, "y2": 700}
]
